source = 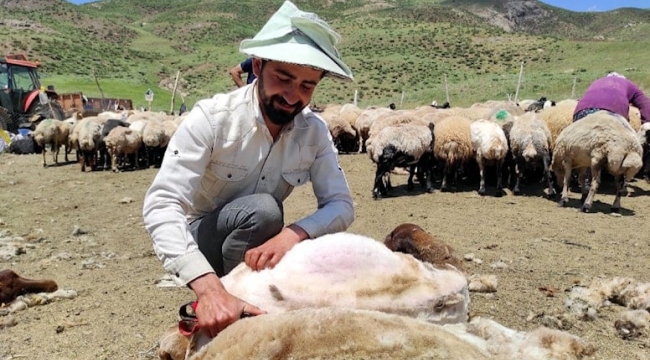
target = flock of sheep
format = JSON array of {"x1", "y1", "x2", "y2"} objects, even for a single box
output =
[
  {"x1": 318, "y1": 98, "x2": 650, "y2": 212},
  {"x1": 31, "y1": 109, "x2": 187, "y2": 172}
]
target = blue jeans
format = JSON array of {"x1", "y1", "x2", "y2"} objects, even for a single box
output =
[{"x1": 190, "y1": 193, "x2": 284, "y2": 277}]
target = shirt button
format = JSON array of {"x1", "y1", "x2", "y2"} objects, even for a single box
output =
[
  {"x1": 227, "y1": 174, "x2": 232, "y2": 178},
  {"x1": 297, "y1": 179, "x2": 301, "y2": 183},
  {"x1": 261, "y1": 176, "x2": 266, "y2": 180}
]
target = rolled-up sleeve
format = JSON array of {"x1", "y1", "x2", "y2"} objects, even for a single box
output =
[
  {"x1": 293, "y1": 136, "x2": 354, "y2": 238},
  {"x1": 142, "y1": 102, "x2": 215, "y2": 284}
]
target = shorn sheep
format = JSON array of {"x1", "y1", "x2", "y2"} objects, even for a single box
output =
[
  {"x1": 470, "y1": 119, "x2": 509, "y2": 197},
  {"x1": 159, "y1": 308, "x2": 594, "y2": 360},
  {"x1": 552, "y1": 111, "x2": 645, "y2": 212},
  {"x1": 367, "y1": 122, "x2": 436, "y2": 199},
  {"x1": 157, "y1": 231, "x2": 594, "y2": 360},
  {"x1": 32, "y1": 119, "x2": 72, "y2": 167}
]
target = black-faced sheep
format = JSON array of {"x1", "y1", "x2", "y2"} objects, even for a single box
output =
[
  {"x1": 367, "y1": 122, "x2": 435, "y2": 199},
  {"x1": 433, "y1": 115, "x2": 474, "y2": 192},
  {"x1": 552, "y1": 111, "x2": 645, "y2": 212},
  {"x1": 470, "y1": 119, "x2": 509, "y2": 197}
]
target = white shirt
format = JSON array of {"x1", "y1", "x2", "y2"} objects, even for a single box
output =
[{"x1": 142, "y1": 84, "x2": 354, "y2": 284}]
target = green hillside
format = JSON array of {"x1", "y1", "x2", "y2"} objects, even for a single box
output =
[{"x1": 1, "y1": 0, "x2": 649, "y2": 111}]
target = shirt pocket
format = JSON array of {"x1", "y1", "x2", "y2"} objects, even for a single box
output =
[
  {"x1": 276, "y1": 169, "x2": 310, "y2": 200},
  {"x1": 203, "y1": 161, "x2": 249, "y2": 202}
]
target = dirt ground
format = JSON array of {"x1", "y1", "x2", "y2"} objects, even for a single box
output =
[{"x1": 0, "y1": 151, "x2": 649, "y2": 360}]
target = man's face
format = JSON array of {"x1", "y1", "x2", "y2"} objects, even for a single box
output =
[{"x1": 254, "y1": 59, "x2": 323, "y2": 126}]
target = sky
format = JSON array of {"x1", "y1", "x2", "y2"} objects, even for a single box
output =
[{"x1": 65, "y1": 0, "x2": 649, "y2": 12}]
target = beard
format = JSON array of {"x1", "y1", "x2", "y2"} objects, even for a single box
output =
[{"x1": 258, "y1": 76, "x2": 305, "y2": 126}]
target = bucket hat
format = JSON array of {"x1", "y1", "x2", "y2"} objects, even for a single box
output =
[{"x1": 239, "y1": 1, "x2": 353, "y2": 82}]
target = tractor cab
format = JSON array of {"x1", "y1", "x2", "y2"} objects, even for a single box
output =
[{"x1": 0, "y1": 54, "x2": 64, "y2": 133}]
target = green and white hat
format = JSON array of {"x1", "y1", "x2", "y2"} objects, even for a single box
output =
[{"x1": 239, "y1": 1, "x2": 353, "y2": 82}]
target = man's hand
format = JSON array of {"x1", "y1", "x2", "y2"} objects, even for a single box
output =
[
  {"x1": 244, "y1": 224, "x2": 308, "y2": 271},
  {"x1": 189, "y1": 273, "x2": 266, "y2": 338}
]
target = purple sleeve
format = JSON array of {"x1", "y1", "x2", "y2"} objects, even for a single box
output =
[{"x1": 629, "y1": 82, "x2": 650, "y2": 123}]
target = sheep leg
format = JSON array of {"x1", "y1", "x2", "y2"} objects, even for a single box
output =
[
  {"x1": 64, "y1": 143, "x2": 69, "y2": 163},
  {"x1": 42, "y1": 147, "x2": 47, "y2": 167},
  {"x1": 578, "y1": 168, "x2": 588, "y2": 203},
  {"x1": 407, "y1": 164, "x2": 417, "y2": 191},
  {"x1": 611, "y1": 175, "x2": 624, "y2": 213},
  {"x1": 558, "y1": 161, "x2": 571, "y2": 207},
  {"x1": 477, "y1": 156, "x2": 486, "y2": 196},
  {"x1": 111, "y1": 150, "x2": 120, "y2": 173},
  {"x1": 513, "y1": 156, "x2": 525, "y2": 195},
  {"x1": 495, "y1": 158, "x2": 504, "y2": 197},
  {"x1": 581, "y1": 166, "x2": 601, "y2": 212},
  {"x1": 451, "y1": 162, "x2": 459, "y2": 192},
  {"x1": 53, "y1": 142, "x2": 60, "y2": 166},
  {"x1": 373, "y1": 163, "x2": 389, "y2": 199},
  {"x1": 543, "y1": 154, "x2": 555, "y2": 198},
  {"x1": 441, "y1": 161, "x2": 450, "y2": 192}
]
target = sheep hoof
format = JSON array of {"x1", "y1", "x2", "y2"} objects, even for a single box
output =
[
  {"x1": 580, "y1": 204, "x2": 591, "y2": 213},
  {"x1": 478, "y1": 188, "x2": 486, "y2": 196},
  {"x1": 495, "y1": 190, "x2": 504, "y2": 198},
  {"x1": 557, "y1": 199, "x2": 567, "y2": 207},
  {"x1": 426, "y1": 188, "x2": 434, "y2": 194},
  {"x1": 513, "y1": 188, "x2": 521, "y2": 195}
]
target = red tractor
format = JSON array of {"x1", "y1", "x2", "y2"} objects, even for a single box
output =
[{"x1": 0, "y1": 54, "x2": 65, "y2": 133}]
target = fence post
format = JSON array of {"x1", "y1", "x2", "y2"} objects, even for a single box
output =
[
  {"x1": 571, "y1": 76, "x2": 577, "y2": 99},
  {"x1": 354, "y1": 89, "x2": 358, "y2": 106},
  {"x1": 514, "y1": 62, "x2": 524, "y2": 103},
  {"x1": 444, "y1": 74, "x2": 450, "y2": 104},
  {"x1": 400, "y1": 90, "x2": 405, "y2": 108}
]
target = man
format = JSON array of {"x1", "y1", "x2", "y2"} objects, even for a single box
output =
[
  {"x1": 229, "y1": 57, "x2": 256, "y2": 88},
  {"x1": 143, "y1": 0, "x2": 354, "y2": 338}
]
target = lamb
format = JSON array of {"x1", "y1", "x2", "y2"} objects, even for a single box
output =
[
  {"x1": 470, "y1": 119, "x2": 509, "y2": 197},
  {"x1": 159, "y1": 309, "x2": 594, "y2": 360},
  {"x1": 367, "y1": 122, "x2": 436, "y2": 199},
  {"x1": 384, "y1": 223, "x2": 464, "y2": 272},
  {"x1": 433, "y1": 115, "x2": 474, "y2": 192},
  {"x1": 552, "y1": 110, "x2": 645, "y2": 212},
  {"x1": 0, "y1": 269, "x2": 57, "y2": 304},
  {"x1": 502, "y1": 111, "x2": 554, "y2": 197},
  {"x1": 103, "y1": 126, "x2": 142, "y2": 172}
]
